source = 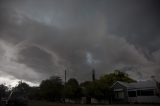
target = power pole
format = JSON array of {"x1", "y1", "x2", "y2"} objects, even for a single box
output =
[
  {"x1": 92, "y1": 69, "x2": 95, "y2": 81},
  {"x1": 64, "y1": 69, "x2": 67, "y2": 103},
  {"x1": 65, "y1": 69, "x2": 67, "y2": 84}
]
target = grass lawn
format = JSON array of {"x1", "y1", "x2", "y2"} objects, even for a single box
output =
[{"x1": 28, "y1": 101, "x2": 160, "y2": 106}]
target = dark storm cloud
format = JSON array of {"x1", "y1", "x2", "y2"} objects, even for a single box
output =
[
  {"x1": 106, "y1": 0, "x2": 160, "y2": 52},
  {"x1": 0, "y1": 0, "x2": 160, "y2": 84}
]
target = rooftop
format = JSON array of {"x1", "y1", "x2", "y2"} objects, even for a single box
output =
[{"x1": 116, "y1": 80, "x2": 158, "y2": 89}]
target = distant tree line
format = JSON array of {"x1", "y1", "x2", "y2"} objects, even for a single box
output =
[{"x1": 0, "y1": 70, "x2": 136, "y2": 105}]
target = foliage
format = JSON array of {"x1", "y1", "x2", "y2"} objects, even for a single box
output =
[
  {"x1": 28, "y1": 87, "x2": 41, "y2": 100},
  {"x1": 39, "y1": 76, "x2": 63, "y2": 101},
  {"x1": 80, "y1": 81, "x2": 93, "y2": 97},
  {"x1": 80, "y1": 80, "x2": 109, "y2": 100},
  {"x1": 80, "y1": 70, "x2": 135, "y2": 100},
  {"x1": 14, "y1": 81, "x2": 31, "y2": 97},
  {"x1": 65, "y1": 78, "x2": 81, "y2": 100},
  {"x1": 3, "y1": 70, "x2": 136, "y2": 104},
  {"x1": 99, "y1": 70, "x2": 136, "y2": 86},
  {"x1": 7, "y1": 81, "x2": 30, "y2": 106},
  {"x1": 0, "y1": 84, "x2": 8, "y2": 98}
]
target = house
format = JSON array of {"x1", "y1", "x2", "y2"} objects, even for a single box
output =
[{"x1": 111, "y1": 80, "x2": 160, "y2": 103}]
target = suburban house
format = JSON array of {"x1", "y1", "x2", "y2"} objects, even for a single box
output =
[{"x1": 111, "y1": 80, "x2": 160, "y2": 103}]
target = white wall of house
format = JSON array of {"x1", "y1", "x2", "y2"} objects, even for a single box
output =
[
  {"x1": 112, "y1": 81, "x2": 160, "y2": 103},
  {"x1": 127, "y1": 88, "x2": 160, "y2": 103},
  {"x1": 128, "y1": 96, "x2": 160, "y2": 103}
]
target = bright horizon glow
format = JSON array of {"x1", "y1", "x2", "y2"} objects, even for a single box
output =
[{"x1": 0, "y1": 77, "x2": 39, "y2": 87}]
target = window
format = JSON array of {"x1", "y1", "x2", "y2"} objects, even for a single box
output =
[
  {"x1": 140, "y1": 89, "x2": 154, "y2": 96},
  {"x1": 128, "y1": 89, "x2": 155, "y2": 97},
  {"x1": 128, "y1": 91, "x2": 136, "y2": 97},
  {"x1": 137, "y1": 90, "x2": 141, "y2": 96},
  {"x1": 115, "y1": 91, "x2": 125, "y2": 99}
]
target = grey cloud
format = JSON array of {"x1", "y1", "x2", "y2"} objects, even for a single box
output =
[{"x1": 0, "y1": 0, "x2": 160, "y2": 84}]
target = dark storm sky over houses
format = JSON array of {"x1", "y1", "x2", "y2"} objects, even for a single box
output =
[{"x1": 0, "y1": 0, "x2": 160, "y2": 85}]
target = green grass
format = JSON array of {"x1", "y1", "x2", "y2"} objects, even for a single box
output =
[
  {"x1": 28, "y1": 101, "x2": 63, "y2": 106},
  {"x1": 28, "y1": 101, "x2": 84, "y2": 106},
  {"x1": 28, "y1": 101, "x2": 160, "y2": 106},
  {"x1": 28, "y1": 101, "x2": 105, "y2": 106}
]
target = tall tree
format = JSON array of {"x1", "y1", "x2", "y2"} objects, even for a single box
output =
[
  {"x1": 28, "y1": 87, "x2": 41, "y2": 100},
  {"x1": 81, "y1": 70, "x2": 136, "y2": 101},
  {"x1": 13, "y1": 81, "x2": 30, "y2": 97},
  {"x1": 0, "y1": 84, "x2": 8, "y2": 99},
  {"x1": 9, "y1": 81, "x2": 30, "y2": 106},
  {"x1": 100, "y1": 70, "x2": 136, "y2": 86},
  {"x1": 65, "y1": 78, "x2": 81, "y2": 101},
  {"x1": 39, "y1": 76, "x2": 63, "y2": 101}
]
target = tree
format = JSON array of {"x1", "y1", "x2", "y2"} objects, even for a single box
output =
[
  {"x1": 39, "y1": 76, "x2": 63, "y2": 101},
  {"x1": 0, "y1": 84, "x2": 8, "y2": 99},
  {"x1": 49, "y1": 76, "x2": 63, "y2": 85},
  {"x1": 65, "y1": 78, "x2": 81, "y2": 101},
  {"x1": 28, "y1": 87, "x2": 41, "y2": 100},
  {"x1": 8, "y1": 81, "x2": 30, "y2": 106},
  {"x1": 14, "y1": 81, "x2": 31, "y2": 96},
  {"x1": 80, "y1": 81, "x2": 91, "y2": 97},
  {"x1": 81, "y1": 80, "x2": 109, "y2": 100},
  {"x1": 96, "y1": 70, "x2": 136, "y2": 101},
  {"x1": 80, "y1": 70, "x2": 136, "y2": 101},
  {"x1": 99, "y1": 70, "x2": 136, "y2": 86}
]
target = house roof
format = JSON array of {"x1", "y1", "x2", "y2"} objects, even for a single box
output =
[{"x1": 113, "y1": 80, "x2": 157, "y2": 89}]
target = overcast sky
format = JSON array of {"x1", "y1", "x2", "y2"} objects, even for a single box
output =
[{"x1": 0, "y1": 0, "x2": 160, "y2": 86}]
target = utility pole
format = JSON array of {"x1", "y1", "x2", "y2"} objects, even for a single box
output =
[
  {"x1": 92, "y1": 69, "x2": 95, "y2": 81},
  {"x1": 64, "y1": 69, "x2": 67, "y2": 103},
  {"x1": 65, "y1": 69, "x2": 67, "y2": 84}
]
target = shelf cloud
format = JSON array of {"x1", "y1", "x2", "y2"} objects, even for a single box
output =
[{"x1": 0, "y1": 0, "x2": 160, "y2": 85}]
